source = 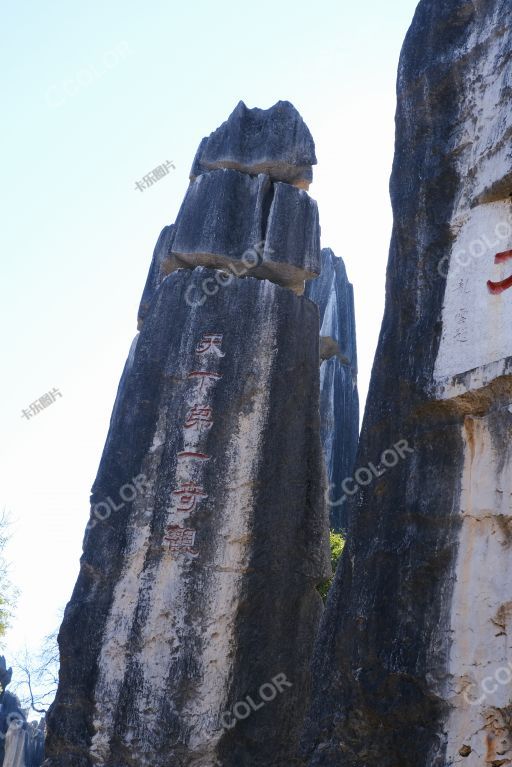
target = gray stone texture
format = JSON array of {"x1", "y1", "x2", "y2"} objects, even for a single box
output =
[
  {"x1": 190, "y1": 100, "x2": 316, "y2": 187},
  {"x1": 169, "y1": 169, "x2": 321, "y2": 293},
  {"x1": 170, "y1": 169, "x2": 269, "y2": 271},
  {"x1": 45, "y1": 269, "x2": 329, "y2": 767},
  {"x1": 137, "y1": 225, "x2": 175, "y2": 328},
  {"x1": 262, "y1": 182, "x2": 321, "y2": 289},
  {"x1": 301, "y1": 3, "x2": 512, "y2": 767},
  {"x1": 305, "y1": 248, "x2": 359, "y2": 532}
]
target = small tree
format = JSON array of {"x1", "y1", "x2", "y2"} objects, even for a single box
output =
[
  {"x1": 317, "y1": 531, "x2": 346, "y2": 602},
  {"x1": 14, "y1": 627, "x2": 60, "y2": 714},
  {"x1": 0, "y1": 510, "x2": 17, "y2": 641}
]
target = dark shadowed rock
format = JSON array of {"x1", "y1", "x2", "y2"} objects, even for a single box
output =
[
  {"x1": 305, "y1": 248, "x2": 359, "y2": 531},
  {"x1": 189, "y1": 137, "x2": 208, "y2": 181},
  {"x1": 45, "y1": 269, "x2": 330, "y2": 767},
  {"x1": 170, "y1": 169, "x2": 269, "y2": 270},
  {"x1": 26, "y1": 719, "x2": 46, "y2": 767},
  {"x1": 262, "y1": 182, "x2": 321, "y2": 289},
  {"x1": 302, "y1": 2, "x2": 512, "y2": 767},
  {"x1": 190, "y1": 101, "x2": 316, "y2": 187},
  {"x1": 137, "y1": 225, "x2": 175, "y2": 329}
]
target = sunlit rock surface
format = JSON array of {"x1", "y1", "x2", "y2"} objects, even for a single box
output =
[
  {"x1": 305, "y1": 248, "x2": 359, "y2": 531},
  {"x1": 302, "y1": 2, "x2": 512, "y2": 766}
]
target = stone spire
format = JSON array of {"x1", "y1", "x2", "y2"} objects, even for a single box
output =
[
  {"x1": 44, "y1": 102, "x2": 339, "y2": 767},
  {"x1": 306, "y1": 248, "x2": 359, "y2": 532},
  {"x1": 302, "y1": 2, "x2": 512, "y2": 766}
]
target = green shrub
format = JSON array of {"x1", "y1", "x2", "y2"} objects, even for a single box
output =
[{"x1": 317, "y1": 531, "x2": 346, "y2": 603}]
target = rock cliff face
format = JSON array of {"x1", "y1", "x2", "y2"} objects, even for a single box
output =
[
  {"x1": 302, "y1": 2, "x2": 512, "y2": 766},
  {"x1": 44, "y1": 102, "x2": 356, "y2": 767},
  {"x1": 305, "y1": 249, "x2": 358, "y2": 532}
]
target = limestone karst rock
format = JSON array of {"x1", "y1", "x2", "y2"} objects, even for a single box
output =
[
  {"x1": 190, "y1": 100, "x2": 317, "y2": 188},
  {"x1": 171, "y1": 170, "x2": 271, "y2": 269},
  {"x1": 302, "y1": 2, "x2": 512, "y2": 766},
  {"x1": 26, "y1": 719, "x2": 46, "y2": 767},
  {"x1": 142, "y1": 170, "x2": 321, "y2": 296},
  {"x1": 43, "y1": 102, "x2": 355, "y2": 767},
  {"x1": 4, "y1": 719, "x2": 26, "y2": 767},
  {"x1": 0, "y1": 658, "x2": 27, "y2": 767},
  {"x1": 167, "y1": 170, "x2": 321, "y2": 293},
  {"x1": 305, "y1": 248, "x2": 359, "y2": 532},
  {"x1": 136, "y1": 145, "x2": 322, "y2": 331},
  {"x1": 137, "y1": 225, "x2": 174, "y2": 328}
]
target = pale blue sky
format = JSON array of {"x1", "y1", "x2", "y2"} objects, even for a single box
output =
[{"x1": 0, "y1": 0, "x2": 419, "y2": 680}]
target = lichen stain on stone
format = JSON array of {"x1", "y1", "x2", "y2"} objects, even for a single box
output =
[
  {"x1": 491, "y1": 603, "x2": 512, "y2": 636},
  {"x1": 444, "y1": 412, "x2": 512, "y2": 766},
  {"x1": 484, "y1": 706, "x2": 512, "y2": 766},
  {"x1": 464, "y1": 416, "x2": 477, "y2": 467},
  {"x1": 496, "y1": 516, "x2": 512, "y2": 548}
]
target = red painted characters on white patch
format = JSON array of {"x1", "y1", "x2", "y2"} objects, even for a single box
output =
[
  {"x1": 196, "y1": 333, "x2": 225, "y2": 357},
  {"x1": 164, "y1": 524, "x2": 198, "y2": 556},
  {"x1": 183, "y1": 404, "x2": 213, "y2": 430},
  {"x1": 172, "y1": 482, "x2": 208, "y2": 513},
  {"x1": 487, "y1": 249, "x2": 512, "y2": 294},
  {"x1": 164, "y1": 333, "x2": 227, "y2": 555}
]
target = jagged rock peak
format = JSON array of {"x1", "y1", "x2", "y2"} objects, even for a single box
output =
[{"x1": 190, "y1": 100, "x2": 317, "y2": 188}]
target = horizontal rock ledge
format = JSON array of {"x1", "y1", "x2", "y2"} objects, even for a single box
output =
[{"x1": 167, "y1": 169, "x2": 321, "y2": 294}]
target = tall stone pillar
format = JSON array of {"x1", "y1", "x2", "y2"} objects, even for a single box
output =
[
  {"x1": 306, "y1": 248, "x2": 359, "y2": 532},
  {"x1": 45, "y1": 102, "x2": 334, "y2": 767},
  {"x1": 302, "y1": 3, "x2": 512, "y2": 766}
]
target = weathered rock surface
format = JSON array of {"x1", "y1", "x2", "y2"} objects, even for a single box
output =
[
  {"x1": 45, "y1": 269, "x2": 329, "y2": 767},
  {"x1": 45, "y1": 100, "x2": 365, "y2": 767},
  {"x1": 4, "y1": 719, "x2": 26, "y2": 767},
  {"x1": 0, "y1": 691, "x2": 25, "y2": 767},
  {"x1": 302, "y1": 3, "x2": 512, "y2": 767},
  {"x1": 137, "y1": 225, "x2": 174, "y2": 328},
  {"x1": 168, "y1": 169, "x2": 320, "y2": 293},
  {"x1": 262, "y1": 182, "x2": 320, "y2": 289},
  {"x1": 190, "y1": 100, "x2": 316, "y2": 188},
  {"x1": 26, "y1": 720, "x2": 46, "y2": 767},
  {"x1": 169, "y1": 169, "x2": 269, "y2": 271},
  {"x1": 305, "y1": 248, "x2": 358, "y2": 531},
  {"x1": 135, "y1": 104, "x2": 321, "y2": 310}
]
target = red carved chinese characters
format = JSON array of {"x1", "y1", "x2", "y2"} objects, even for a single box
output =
[
  {"x1": 488, "y1": 250, "x2": 512, "y2": 295},
  {"x1": 177, "y1": 451, "x2": 210, "y2": 461},
  {"x1": 196, "y1": 333, "x2": 225, "y2": 357},
  {"x1": 164, "y1": 525, "x2": 198, "y2": 556},
  {"x1": 164, "y1": 332, "x2": 225, "y2": 557},
  {"x1": 184, "y1": 404, "x2": 213, "y2": 429},
  {"x1": 173, "y1": 482, "x2": 208, "y2": 513}
]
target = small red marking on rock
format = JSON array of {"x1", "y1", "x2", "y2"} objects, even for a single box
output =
[
  {"x1": 495, "y1": 249, "x2": 512, "y2": 264},
  {"x1": 177, "y1": 451, "x2": 210, "y2": 461},
  {"x1": 487, "y1": 275, "x2": 512, "y2": 295}
]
